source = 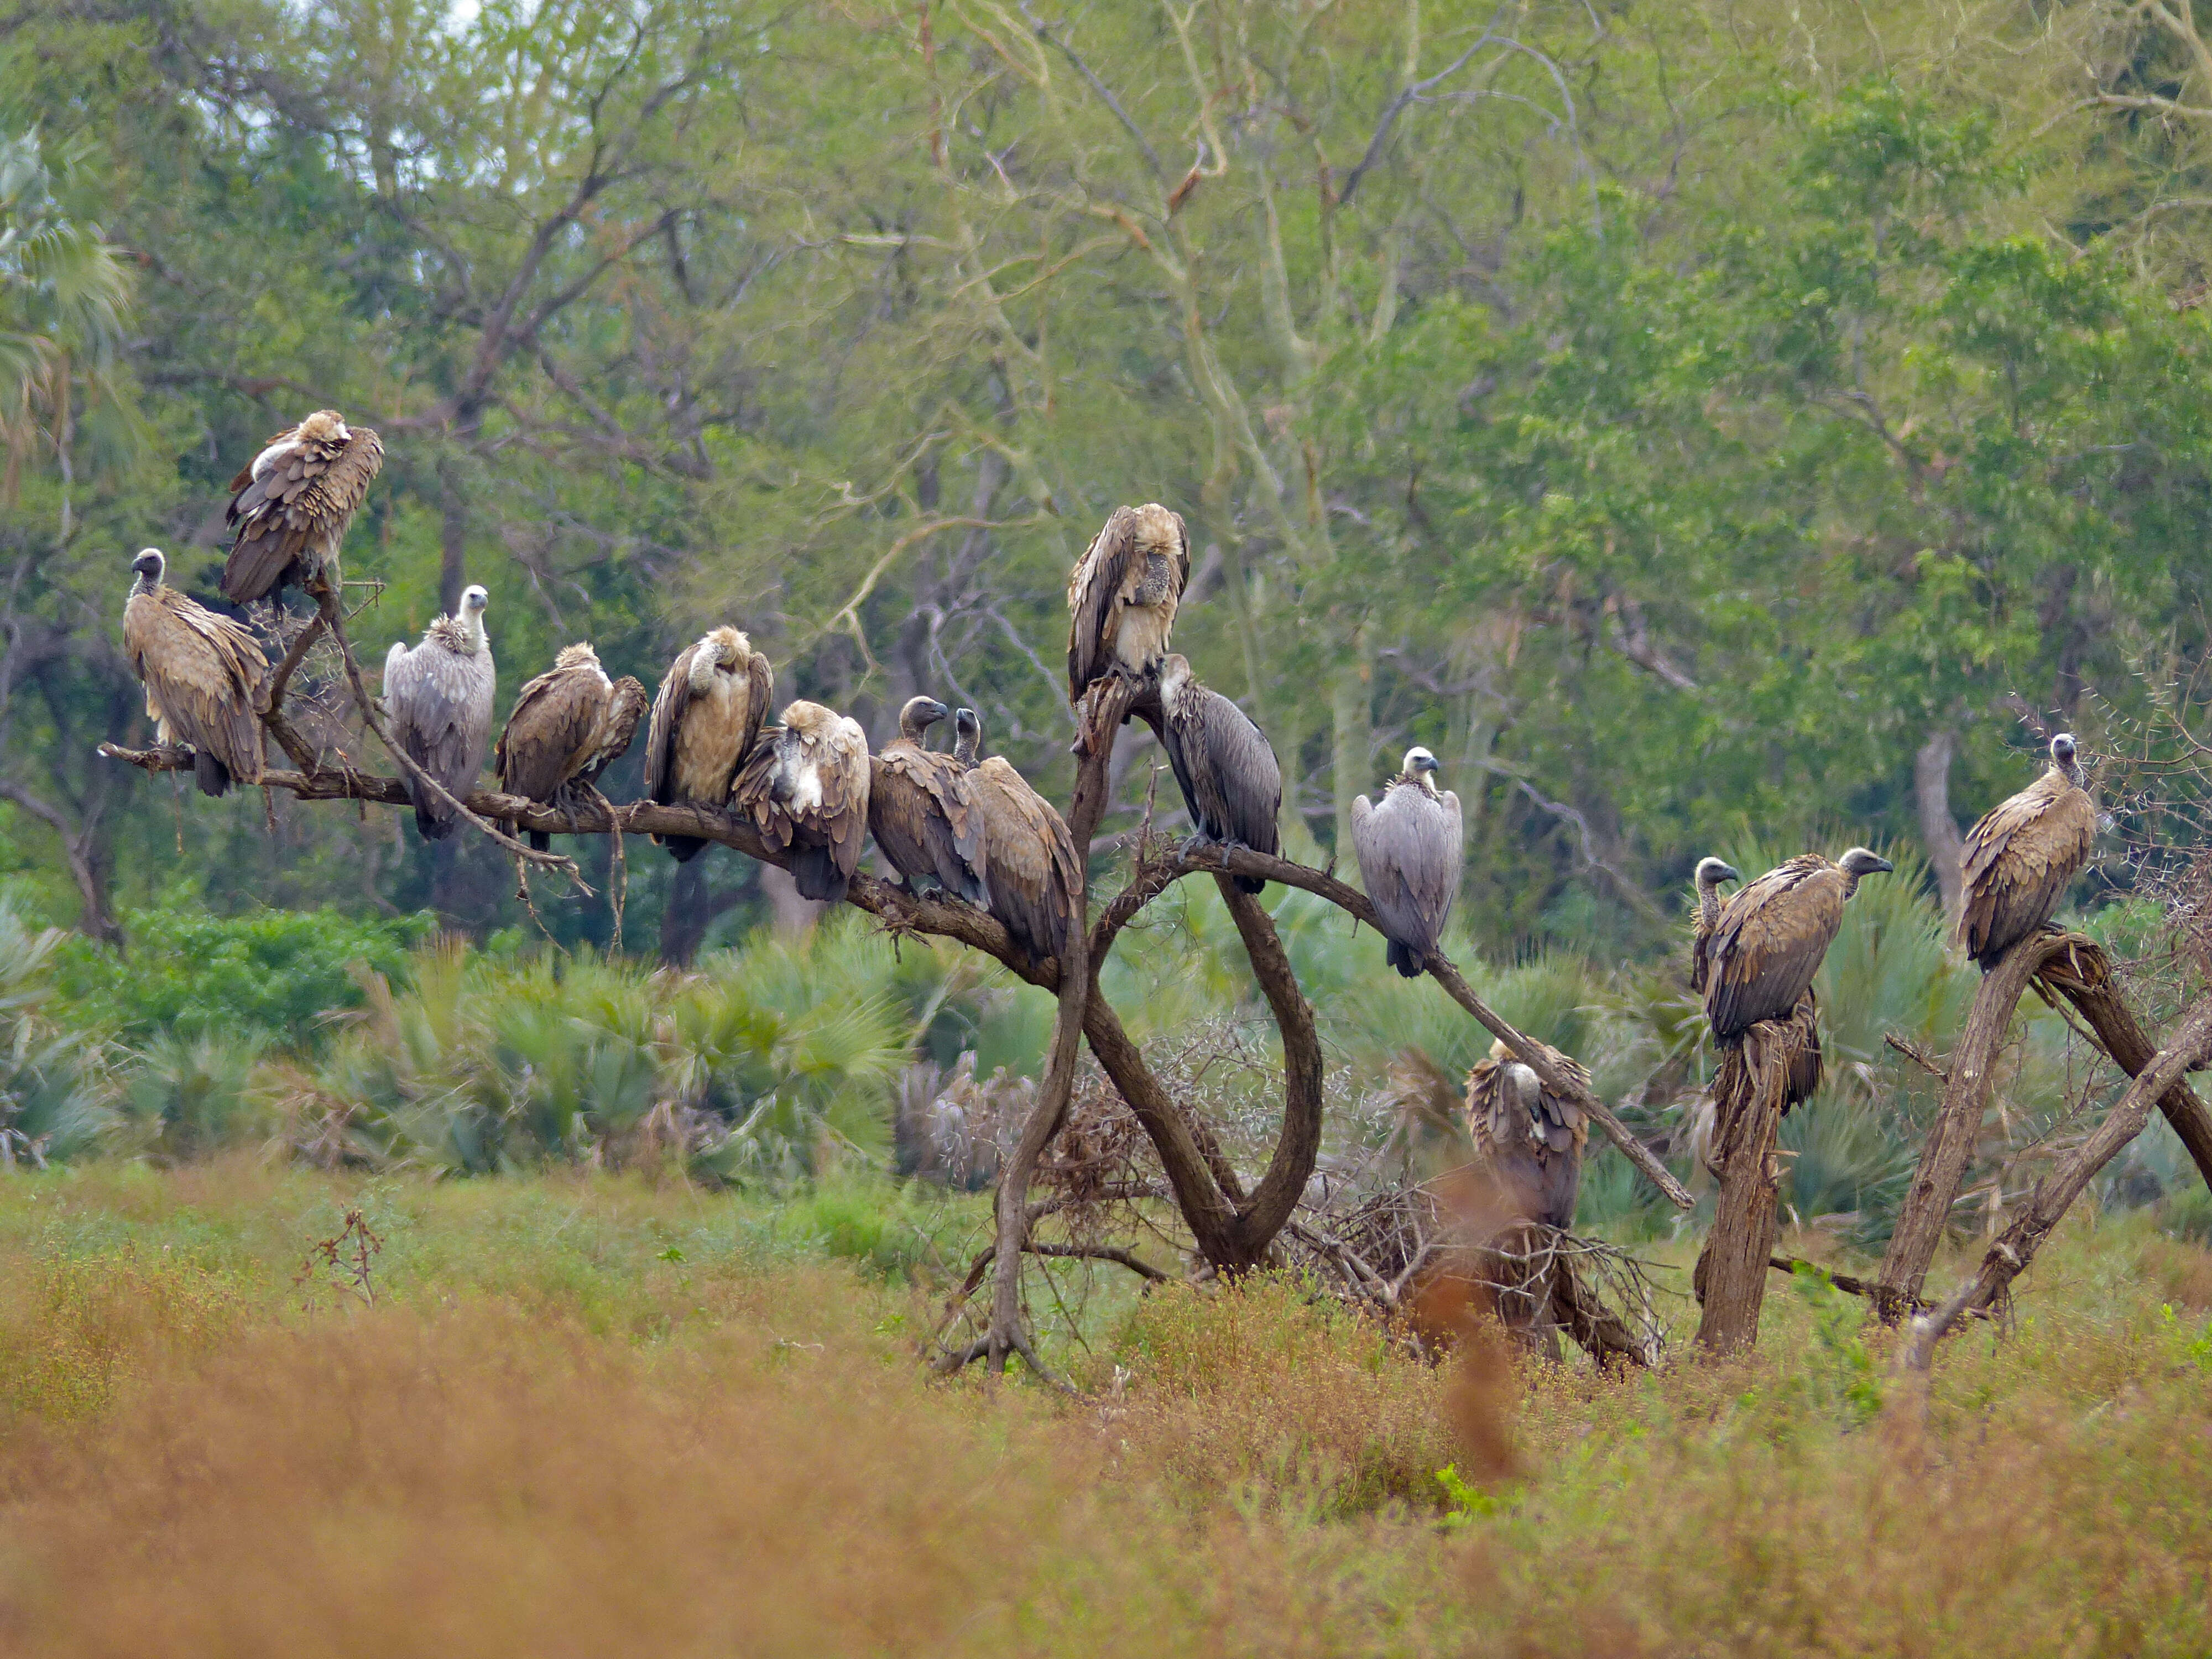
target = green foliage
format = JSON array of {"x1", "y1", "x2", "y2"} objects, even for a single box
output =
[
  {"x1": 53, "y1": 901, "x2": 434, "y2": 1049},
  {"x1": 1787, "y1": 1264, "x2": 1885, "y2": 1427},
  {"x1": 117, "y1": 1033, "x2": 268, "y2": 1162},
  {"x1": 0, "y1": 900, "x2": 111, "y2": 1164}
]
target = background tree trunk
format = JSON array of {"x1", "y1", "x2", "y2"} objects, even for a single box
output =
[
  {"x1": 1916, "y1": 728, "x2": 1965, "y2": 928},
  {"x1": 1694, "y1": 1022, "x2": 1793, "y2": 1354}
]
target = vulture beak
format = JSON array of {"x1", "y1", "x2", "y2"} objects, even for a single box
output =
[
  {"x1": 130, "y1": 549, "x2": 163, "y2": 580},
  {"x1": 1715, "y1": 863, "x2": 1740, "y2": 884},
  {"x1": 1872, "y1": 856, "x2": 1895, "y2": 874},
  {"x1": 921, "y1": 698, "x2": 950, "y2": 724}
]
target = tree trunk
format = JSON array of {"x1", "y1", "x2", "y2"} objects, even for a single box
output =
[
  {"x1": 658, "y1": 856, "x2": 749, "y2": 967},
  {"x1": 1877, "y1": 931, "x2": 2070, "y2": 1311},
  {"x1": 1694, "y1": 1020, "x2": 1795, "y2": 1354},
  {"x1": 0, "y1": 779, "x2": 122, "y2": 947},
  {"x1": 1330, "y1": 628, "x2": 1371, "y2": 863},
  {"x1": 1916, "y1": 728, "x2": 1965, "y2": 928},
  {"x1": 760, "y1": 862, "x2": 825, "y2": 936},
  {"x1": 439, "y1": 455, "x2": 469, "y2": 615}
]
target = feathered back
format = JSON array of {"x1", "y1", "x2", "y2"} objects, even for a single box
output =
[
  {"x1": 1957, "y1": 754, "x2": 2096, "y2": 968},
  {"x1": 222, "y1": 411, "x2": 383, "y2": 603},
  {"x1": 1065, "y1": 502, "x2": 1190, "y2": 699},
  {"x1": 734, "y1": 700, "x2": 872, "y2": 902},
  {"x1": 122, "y1": 573, "x2": 269, "y2": 796},
  {"x1": 1463, "y1": 1039, "x2": 1590, "y2": 1229},
  {"x1": 1702, "y1": 854, "x2": 1848, "y2": 1041},
  {"x1": 1350, "y1": 771, "x2": 1463, "y2": 977}
]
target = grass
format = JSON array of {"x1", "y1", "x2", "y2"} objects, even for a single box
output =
[{"x1": 1, "y1": 1163, "x2": 2209, "y2": 1655}]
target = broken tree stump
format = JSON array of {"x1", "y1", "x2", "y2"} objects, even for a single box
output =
[{"x1": 1694, "y1": 1016, "x2": 1800, "y2": 1354}]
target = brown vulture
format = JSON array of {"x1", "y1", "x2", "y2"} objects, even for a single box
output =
[
  {"x1": 494, "y1": 643, "x2": 648, "y2": 850},
  {"x1": 642, "y1": 626, "x2": 772, "y2": 863},
  {"x1": 1351, "y1": 747, "x2": 1463, "y2": 978},
  {"x1": 383, "y1": 585, "x2": 495, "y2": 841},
  {"x1": 952, "y1": 707, "x2": 1081, "y2": 972},
  {"x1": 1065, "y1": 502, "x2": 1190, "y2": 702},
  {"x1": 1156, "y1": 654, "x2": 1280, "y2": 894},
  {"x1": 1702, "y1": 847, "x2": 1892, "y2": 1109},
  {"x1": 221, "y1": 410, "x2": 384, "y2": 604},
  {"x1": 1957, "y1": 733, "x2": 2097, "y2": 969},
  {"x1": 869, "y1": 695, "x2": 988, "y2": 907},
  {"x1": 1464, "y1": 1038, "x2": 1590, "y2": 1230},
  {"x1": 1688, "y1": 856, "x2": 1741, "y2": 997},
  {"x1": 121, "y1": 547, "x2": 268, "y2": 798},
  {"x1": 733, "y1": 700, "x2": 872, "y2": 904}
]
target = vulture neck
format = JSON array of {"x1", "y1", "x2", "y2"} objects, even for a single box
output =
[
  {"x1": 1393, "y1": 771, "x2": 1438, "y2": 800},
  {"x1": 130, "y1": 571, "x2": 160, "y2": 599},
  {"x1": 1695, "y1": 877, "x2": 1722, "y2": 932},
  {"x1": 2053, "y1": 755, "x2": 2085, "y2": 792}
]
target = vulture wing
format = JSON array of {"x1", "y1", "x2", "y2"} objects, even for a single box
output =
[
  {"x1": 872, "y1": 748, "x2": 990, "y2": 907},
  {"x1": 641, "y1": 638, "x2": 701, "y2": 807},
  {"x1": 1705, "y1": 857, "x2": 1845, "y2": 1041},
  {"x1": 496, "y1": 664, "x2": 605, "y2": 802},
  {"x1": 1957, "y1": 774, "x2": 2097, "y2": 966},
  {"x1": 1065, "y1": 505, "x2": 1136, "y2": 701},
  {"x1": 223, "y1": 426, "x2": 384, "y2": 603},
  {"x1": 384, "y1": 633, "x2": 493, "y2": 839},
  {"x1": 971, "y1": 757, "x2": 1080, "y2": 968},
  {"x1": 123, "y1": 587, "x2": 268, "y2": 791},
  {"x1": 1192, "y1": 686, "x2": 1280, "y2": 888},
  {"x1": 1352, "y1": 785, "x2": 1462, "y2": 975},
  {"x1": 580, "y1": 677, "x2": 649, "y2": 786}
]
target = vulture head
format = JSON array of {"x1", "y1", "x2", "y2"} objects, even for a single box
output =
[
  {"x1": 1157, "y1": 652, "x2": 1194, "y2": 713},
  {"x1": 1401, "y1": 745, "x2": 1441, "y2": 794},
  {"x1": 1694, "y1": 855, "x2": 1740, "y2": 889},
  {"x1": 130, "y1": 547, "x2": 165, "y2": 589},
  {"x1": 1133, "y1": 501, "x2": 1183, "y2": 563},
  {"x1": 953, "y1": 707, "x2": 982, "y2": 766},
  {"x1": 1837, "y1": 846, "x2": 1895, "y2": 895},
  {"x1": 458, "y1": 583, "x2": 489, "y2": 634},
  {"x1": 2051, "y1": 731, "x2": 2084, "y2": 785},
  {"x1": 687, "y1": 625, "x2": 752, "y2": 693},
  {"x1": 898, "y1": 695, "x2": 950, "y2": 743},
  {"x1": 554, "y1": 641, "x2": 603, "y2": 674},
  {"x1": 300, "y1": 409, "x2": 352, "y2": 446},
  {"x1": 1489, "y1": 1038, "x2": 1542, "y2": 1117}
]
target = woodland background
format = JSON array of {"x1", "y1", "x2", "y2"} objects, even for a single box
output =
[{"x1": 13, "y1": 0, "x2": 2212, "y2": 962}]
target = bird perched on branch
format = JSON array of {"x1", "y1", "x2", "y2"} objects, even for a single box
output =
[
  {"x1": 952, "y1": 707, "x2": 1081, "y2": 972},
  {"x1": 734, "y1": 700, "x2": 871, "y2": 904},
  {"x1": 1066, "y1": 502, "x2": 1190, "y2": 703},
  {"x1": 1465, "y1": 1038, "x2": 1590, "y2": 1230},
  {"x1": 494, "y1": 643, "x2": 648, "y2": 851},
  {"x1": 869, "y1": 696, "x2": 988, "y2": 907},
  {"x1": 641, "y1": 627, "x2": 772, "y2": 863},
  {"x1": 1957, "y1": 733, "x2": 2097, "y2": 969},
  {"x1": 1156, "y1": 654, "x2": 1280, "y2": 894},
  {"x1": 1700, "y1": 847, "x2": 1892, "y2": 1109},
  {"x1": 1352, "y1": 747, "x2": 1463, "y2": 978},
  {"x1": 121, "y1": 547, "x2": 268, "y2": 799},
  {"x1": 221, "y1": 410, "x2": 383, "y2": 605},
  {"x1": 383, "y1": 586, "x2": 494, "y2": 842}
]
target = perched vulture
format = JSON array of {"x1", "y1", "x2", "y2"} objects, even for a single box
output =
[
  {"x1": 221, "y1": 410, "x2": 384, "y2": 604},
  {"x1": 869, "y1": 696, "x2": 988, "y2": 907},
  {"x1": 1701, "y1": 849, "x2": 1890, "y2": 1041},
  {"x1": 952, "y1": 707, "x2": 1081, "y2": 972},
  {"x1": 494, "y1": 643, "x2": 648, "y2": 850},
  {"x1": 1351, "y1": 747, "x2": 1463, "y2": 978},
  {"x1": 121, "y1": 547, "x2": 268, "y2": 799},
  {"x1": 1464, "y1": 1039, "x2": 1590, "y2": 1230},
  {"x1": 1156, "y1": 654, "x2": 1280, "y2": 894},
  {"x1": 383, "y1": 585, "x2": 495, "y2": 842},
  {"x1": 1957, "y1": 733, "x2": 2098, "y2": 969},
  {"x1": 1065, "y1": 503, "x2": 1190, "y2": 702},
  {"x1": 1688, "y1": 856, "x2": 1741, "y2": 997},
  {"x1": 642, "y1": 626, "x2": 773, "y2": 863},
  {"x1": 734, "y1": 700, "x2": 872, "y2": 904}
]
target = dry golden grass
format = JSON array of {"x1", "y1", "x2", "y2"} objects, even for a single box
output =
[{"x1": 0, "y1": 1167, "x2": 2209, "y2": 1656}]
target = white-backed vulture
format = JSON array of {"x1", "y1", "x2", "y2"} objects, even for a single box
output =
[
  {"x1": 1957, "y1": 733, "x2": 2098, "y2": 969},
  {"x1": 1351, "y1": 747, "x2": 1463, "y2": 978},
  {"x1": 494, "y1": 643, "x2": 648, "y2": 851},
  {"x1": 642, "y1": 626, "x2": 772, "y2": 863},
  {"x1": 121, "y1": 547, "x2": 268, "y2": 799},
  {"x1": 221, "y1": 410, "x2": 383, "y2": 604},
  {"x1": 1157, "y1": 654, "x2": 1280, "y2": 895},
  {"x1": 1464, "y1": 1038, "x2": 1590, "y2": 1230},
  {"x1": 733, "y1": 700, "x2": 871, "y2": 904},
  {"x1": 869, "y1": 696, "x2": 988, "y2": 907},
  {"x1": 383, "y1": 586, "x2": 494, "y2": 842},
  {"x1": 952, "y1": 707, "x2": 1081, "y2": 972},
  {"x1": 1065, "y1": 503, "x2": 1190, "y2": 702},
  {"x1": 1688, "y1": 856, "x2": 1741, "y2": 997},
  {"x1": 1701, "y1": 848, "x2": 1890, "y2": 1042}
]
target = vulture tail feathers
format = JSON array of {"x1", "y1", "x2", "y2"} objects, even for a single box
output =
[
  {"x1": 1233, "y1": 872, "x2": 1265, "y2": 896},
  {"x1": 790, "y1": 846, "x2": 849, "y2": 905},
  {"x1": 527, "y1": 828, "x2": 551, "y2": 853},
  {"x1": 662, "y1": 834, "x2": 709, "y2": 864},
  {"x1": 1386, "y1": 938, "x2": 1422, "y2": 978},
  {"x1": 193, "y1": 750, "x2": 231, "y2": 799},
  {"x1": 413, "y1": 799, "x2": 458, "y2": 842}
]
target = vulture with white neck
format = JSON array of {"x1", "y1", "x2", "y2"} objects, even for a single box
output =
[
  {"x1": 1351, "y1": 747, "x2": 1463, "y2": 978},
  {"x1": 383, "y1": 585, "x2": 495, "y2": 841},
  {"x1": 121, "y1": 547, "x2": 268, "y2": 798}
]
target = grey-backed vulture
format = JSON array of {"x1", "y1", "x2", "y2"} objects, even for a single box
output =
[
  {"x1": 1065, "y1": 503, "x2": 1190, "y2": 702},
  {"x1": 734, "y1": 700, "x2": 872, "y2": 904},
  {"x1": 1156, "y1": 654, "x2": 1280, "y2": 894},
  {"x1": 1957, "y1": 733, "x2": 2097, "y2": 969},
  {"x1": 494, "y1": 643, "x2": 648, "y2": 851},
  {"x1": 1464, "y1": 1038, "x2": 1590, "y2": 1230},
  {"x1": 952, "y1": 707, "x2": 1081, "y2": 972},
  {"x1": 1351, "y1": 747, "x2": 1463, "y2": 978},
  {"x1": 642, "y1": 627, "x2": 772, "y2": 863},
  {"x1": 383, "y1": 585, "x2": 494, "y2": 842},
  {"x1": 121, "y1": 548, "x2": 268, "y2": 799},
  {"x1": 221, "y1": 410, "x2": 384, "y2": 604},
  {"x1": 1702, "y1": 848, "x2": 1891, "y2": 1109},
  {"x1": 1688, "y1": 856, "x2": 1741, "y2": 997},
  {"x1": 869, "y1": 696, "x2": 988, "y2": 907}
]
